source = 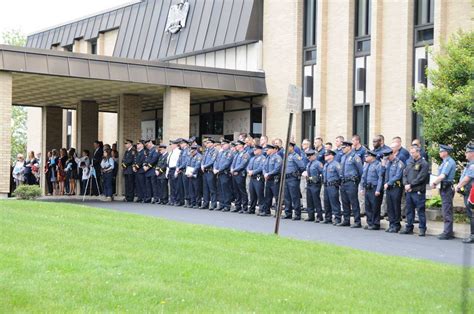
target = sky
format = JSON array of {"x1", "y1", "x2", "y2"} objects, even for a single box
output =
[{"x1": 0, "y1": 0, "x2": 135, "y2": 43}]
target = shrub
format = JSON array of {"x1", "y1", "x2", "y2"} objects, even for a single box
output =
[
  {"x1": 426, "y1": 195, "x2": 442, "y2": 208},
  {"x1": 13, "y1": 185, "x2": 42, "y2": 200}
]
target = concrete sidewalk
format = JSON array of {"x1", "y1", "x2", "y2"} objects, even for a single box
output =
[{"x1": 39, "y1": 197, "x2": 473, "y2": 266}]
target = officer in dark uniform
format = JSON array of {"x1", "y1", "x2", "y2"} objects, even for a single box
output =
[
  {"x1": 231, "y1": 140, "x2": 250, "y2": 213},
  {"x1": 143, "y1": 139, "x2": 159, "y2": 203},
  {"x1": 261, "y1": 144, "x2": 282, "y2": 217},
  {"x1": 283, "y1": 141, "x2": 306, "y2": 220},
  {"x1": 133, "y1": 140, "x2": 146, "y2": 203},
  {"x1": 176, "y1": 139, "x2": 190, "y2": 207},
  {"x1": 214, "y1": 139, "x2": 234, "y2": 211},
  {"x1": 431, "y1": 144, "x2": 457, "y2": 240},
  {"x1": 122, "y1": 139, "x2": 135, "y2": 202},
  {"x1": 303, "y1": 149, "x2": 324, "y2": 222},
  {"x1": 360, "y1": 150, "x2": 384, "y2": 230},
  {"x1": 400, "y1": 145, "x2": 430, "y2": 236},
  {"x1": 323, "y1": 150, "x2": 342, "y2": 225},
  {"x1": 200, "y1": 138, "x2": 218, "y2": 210},
  {"x1": 187, "y1": 144, "x2": 202, "y2": 209},
  {"x1": 455, "y1": 142, "x2": 474, "y2": 243},
  {"x1": 247, "y1": 145, "x2": 266, "y2": 214},
  {"x1": 383, "y1": 147, "x2": 405, "y2": 233},
  {"x1": 155, "y1": 144, "x2": 169, "y2": 204},
  {"x1": 314, "y1": 137, "x2": 326, "y2": 165},
  {"x1": 339, "y1": 141, "x2": 363, "y2": 227}
]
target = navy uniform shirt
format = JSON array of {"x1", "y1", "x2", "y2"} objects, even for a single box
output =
[
  {"x1": 341, "y1": 151, "x2": 363, "y2": 179},
  {"x1": 323, "y1": 160, "x2": 342, "y2": 183},
  {"x1": 316, "y1": 147, "x2": 326, "y2": 165},
  {"x1": 335, "y1": 147, "x2": 344, "y2": 163},
  {"x1": 134, "y1": 149, "x2": 146, "y2": 174},
  {"x1": 403, "y1": 157, "x2": 429, "y2": 192},
  {"x1": 214, "y1": 148, "x2": 234, "y2": 172},
  {"x1": 353, "y1": 146, "x2": 367, "y2": 163},
  {"x1": 286, "y1": 151, "x2": 306, "y2": 174},
  {"x1": 361, "y1": 160, "x2": 384, "y2": 192},
  {"x1": 176, "y1": 147, "x2": 190, "y2": 171},
  {"x1": 385, "y1": 157, "x2": 405, "y2": 186},
  {"x1": 231, "y1": 150, "x2": 251, "y2": 173},
  {"x1": 202, "y1": 147, "x2": 218, "y2": 170},
  {"x1": 188, "y1": 152, "x2": 202, "y2": 176},
  {"x1": 144, "y1": 146, "x2": 159, "y2": 177},
  {"x1": 397, "y1": 147, "x2": 410, "y2": 165},
  {"x1": 306, "y1": 159, "x2": 324, "y2": 183},
  {"x1": 247, "y1": 154, "x2": 266, "y2": 175},
  {"x1": 460, "y1": 160, "x2": 474, "y2": 191},
  {"x1": 438, "y1": 156, "x2": 456, "y2": 182},
  {"x1": 374, "y1": 144, "x2": 390, "y2": 160},
  {"x1": 263, "y1": 153, "x2": 282, "y2": 177}
]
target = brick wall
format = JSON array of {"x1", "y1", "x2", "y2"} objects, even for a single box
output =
[
  {"x1": 0, "y1": 72, "x2": 12, "y2": 195},
  {"x1": 162, "y1": 87, "x2": 190, "y2": 144}
]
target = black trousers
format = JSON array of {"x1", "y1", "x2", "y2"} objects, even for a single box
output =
[
  {"x1": 124, "y1": 173, "x2": 135, "y2": 201},
  {"x1": 386, "y1": 187, "x2": 403, "y2": 229},
  {"x1": 157, "y1": 178, "x2": 168, "y2": 203},
  {"x1": 248, "y1": 177, "x2": 264, "y2": 213},
  {"x1": 306, "y1": 183, "x2": 322, "y2": 219}
]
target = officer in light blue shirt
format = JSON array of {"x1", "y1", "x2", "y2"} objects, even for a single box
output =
[
  {"x1": 214, "y1": 139, "x2": 234, "y2": 211},
  {"x1": 283, "y1": 141, "x2": 306, "y2": 220},
  {"x1": 431, "y1": 144, "x2": 457, "y2": 239},
  {"x1": 260, "y1": 144, "x2": 282, "y2": 216},
  {"x1": 304, "y1": 149, "x2": 324, "y2": 222},
  {"x1": 231, "y1": 140, "x2": 250, "y2": 213},
  {"x1": 200, "y1": 138, "x2": 218, "y2": 210},
  {"x1": 323, "y1": 150, "x2": 342, "y2": 224},
  {"x1": 455, "y1": 142, "x2": 474, "y2": 243},
  {"x1": 247, "y1": 145, "x2": 266, "y2": 214},
  {"x1": 176, "y1": 139, "x2": 191, "y2": 207},
  {"x1": 339, "y1": 141, "x2": 364, "y2": 227},
  {"x1": 360, "y1": 150, "x2": 384, "y2": 229}
]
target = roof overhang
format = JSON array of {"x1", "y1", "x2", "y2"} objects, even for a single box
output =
[{"x1": 0, "y1": 45, "x2": 266, "y2": 111}]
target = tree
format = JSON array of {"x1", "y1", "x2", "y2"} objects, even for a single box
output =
[
  {"x1": 413, "y1": 31, "x2": 474, "y2": 166},
  {"x1": 2, "y1": 29, "x2": 28, "y2": 162}
]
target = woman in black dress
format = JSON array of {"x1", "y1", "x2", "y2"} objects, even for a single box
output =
[{"x1": 65, "y1": 150, "x2": 78, "y2": 195}]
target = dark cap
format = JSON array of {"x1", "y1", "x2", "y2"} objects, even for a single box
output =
[
  {"x1": 254, "y1": 145, "x2": 263, "y2": 150},
  {"x1": 124, "y1": 139, "x2": 133, "y2": 144},
  {"x1": 230, "y1": 141, "x2": 237, "y2": 147},
  {"x1": 190, "y1": 144, "x2": 199, "y2": 150},
  {"x1": 289, "y1": 141, "x2": 296, "y2": 146},
  {"x1": 341, "y1": 141, "x2": 353, "y2": 147},
  {"x1": 236, "y1": 140, "x2": 245, "y2": 145},
  {"x1": 221, "y1": 139, "x2": 230, "y2": 144},
  {"x1": 266, "y1": 144, "x2": 276, "y2": 149},
  {"x1": 382, "y1": 148, "x2": 393, "y2": 156},
  {"x1": 439, "y1": 144, "x2": 453, "y2": 153},
  {"x1": 159, "y1": 144, "x2": 167, "y2": 149},
  {"x1": 466, "y1": 142, "x2": 474, "y2": 153},
  {"x1": 305, "y1": 149, "x2": 316, "y2": 156},
  {"x1": 324, "y1": 149, "x2": 336, "y2": 156},
  {"x1": 137, "y1": 140, "x2": 145, "y2": 145},
  {"x1": 365, "y1": 150, "x2": 377, "y2": 157}
]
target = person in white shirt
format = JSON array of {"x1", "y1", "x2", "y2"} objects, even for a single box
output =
[
  {"x1": 167, "y1": 139, "x2": 181, "y2": 205},
  {"x1": 100, "y1": 149, "x2": 115, "y2": 201}
]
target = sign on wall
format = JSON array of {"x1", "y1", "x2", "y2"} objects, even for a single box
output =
[{"x1": 165, "y1": 0, "x2": 190, "y2": 34}]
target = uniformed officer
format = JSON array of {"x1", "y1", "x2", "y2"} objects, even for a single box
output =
[
  {"x1": 230, "y1": 141, "x2": 239, "y2": 203},
  {"x1": 187, "y1": 144, "x2": 202, "y2": 209},
  {"x1": 200, "y1": 138, "x2": 218, "y2": 210},
  {"x1": 314, "y1": 137, "x2": 326, "y2": 165},
  {"x1": 455, "y1": 142, "x2": 474, "y2": 243},
  {"x1": 214, "y1": 139, "x2": 234, "y2": 211},
  {"x1": 143, "y1": 139, "x2": 159, "y2": 203},
  {"x1": 323, "y1": 150, "x2": 342, "y2": 225},
  {"x1": 122, "y1": 139, "x2": 135, "y2": 202},
  {"x1": 176, "y1": 139, "x2": 190, "y2": 207},
  {"x1": 155, "y1": 144, "x2": 169, "y2": 205},
  {"x1": 133, "y1": 140, "x2": 146, "y2": 203},
  {"x1": 283, "y1": 141, "x2": 306, "y2": 220},
  {"x1": 431, "y1": 144, "x2": 457, "y2": 240},
  {"x1": 352, "y1": 135, "x2": 366, "y2": 163},
  {"x1": 260, "y1": 144, "x2": 282, "y2": 217},
  {"x1": 373, "y1": 135, "x2": 390, "y2": 161},
  {"x1": 360, "y1": 150, "x2": 384, "y2": 230},
  {"x1": 231, "y1": 140, "x2": 250, "y2": 213},
  {"x1": 383, "y1": 146, "x2": 405, "y2": 233},
  {"x1": 400, "y1": 145, "x2": 430, "y2": 236},
  {"x1": 247, "y1": 145, "x2": 266, "y2": 214},
  {"x1": 303, "y1": 149, "x2": 324, "y2": 222},
  {"x1": 334, "y1": 136, "x2": 345, "y2": 163},
  {"x1": 339, "y1": 141, "x2": 363, "y2": 227},
  {"x1": 168, "y1": 139, "x2": 182, "y2": 206}
]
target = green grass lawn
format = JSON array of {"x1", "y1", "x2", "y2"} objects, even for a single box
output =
[{"x1": 1, "y1": 200, "x2": 472, "y2": 313}]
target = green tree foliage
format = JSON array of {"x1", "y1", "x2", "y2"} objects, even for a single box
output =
[
  {"x1": 2, "y1": 30, "x2": 28, "y2": 162},
  {"x1": 413, "y1": 31, "x2": 474, "y2": 166}
]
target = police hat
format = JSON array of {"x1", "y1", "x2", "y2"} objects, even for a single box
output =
[
  {"x1": 221, "y1": 139, "x2": 230, "y2": 144},
  {"x1": 341, "y1": 141, "x2": 353, "y2": 147},
  {"x1": 305, "y1": 149, "x2": 316, "y2": 156},
  {"x1": 439, "y1": 144, "x2": 453, "y2": 153},
  {"x1": 254, "y1": 145, "x2": 263, "y2": 150},
  {"x1": 289, "y1": 141, "x2": 296, "y2": 146},
  {"x1": 236, "y1": 140, "x2": 245, "y2": 145},
  {"x1": 382, "y1": 148, "x2": 393, "y2": 156},
  {"x1": 207, "y1": 138, "x2": 216, "y2": 144},
  {"x1": 324, "y1": 149, "x2": 336, "y2": 156},
  {"x1": 466, "y1": 142, "x2": 474, "y2": 153},
  {"x1": 159, "y1": 144, "x2": 167, "y2": 149},
  {"x1": 124, "y1": 139, "x2": 133, "y2": 145},
  {"x1": 190, "y1": 144, "x2": 199, "y2": 150},
  {"x1": 365, "y1": 150, "x2": 377, "y2": 157},
  {"x1": 266, "y1": 144, "x2": 276, "y2": 149},
  {"x1": 230, "y1": 141, "x2": 237, "y2": 147},
  {"x1": 137, "y1": 140, "x2": 145, "y2": 145},
  {"x1": 189, "y1": 136, "x2": 196, "y2": 143}
]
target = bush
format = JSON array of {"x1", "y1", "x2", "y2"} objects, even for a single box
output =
[
  {"x1": 426, "y1": 195, "x2": 442, "y2": 208},
  {"x1": 13, "y1": 185, "x2": 42, "y2": 200}
]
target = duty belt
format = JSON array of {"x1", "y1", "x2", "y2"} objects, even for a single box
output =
[
  {"x1": 307, "y1": 176, "x2": 321, "y2": 184},
  {"x1": 440, "y1": 181, "x2": 453, "y2": 190},
  {"x1": 342, "y1": 176, "x2": 359, "y2": 183},
  {"x1": 324, "y1": 180, "x2": 340, "y2": 187},
  {"x1": 251, "y1": 174, "x2": 262, "y2": 181},
  {"x1": 285, "y1": 172, "x2": 300, "y2": 179},
  {"x1": 363, "y1": 183, "x2": 375, "y2": 190}
]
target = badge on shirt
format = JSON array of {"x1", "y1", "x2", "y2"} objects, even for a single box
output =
[{"x1": 414, "y1": 164, "x2": 420, "y2": 170}]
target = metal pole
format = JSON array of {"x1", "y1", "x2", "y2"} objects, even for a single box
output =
[{"x1": 274, "y1": 112, "x2": 294, "y2": 235}]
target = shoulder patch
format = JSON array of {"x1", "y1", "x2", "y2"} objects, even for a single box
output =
[{"x1": 297, "y1": 156, "x2": 302, "y2": 160}]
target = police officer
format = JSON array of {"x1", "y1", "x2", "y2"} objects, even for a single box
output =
[
  {"x1": 455, "y1": 142, "x2": 474, "y2": 243},
  {"x1": 323, "y1": 150, "x2": 342, "y2": 225},
  {"x1": 383, "y1": 146, "x2": 405, "y2": 233},
  {"x1": 122, "y1": 139, "x2": 135, "y2": 202},
  {"x1": 155, "y1": 144, "x2": 169, "y2": 205},
  {"x1": 334, "y1": 136, "x2": 345, "y2": 163},
  {"x1": 400, "y1": 145, "x2": 429, "y2": 236},
  {"x1": 431, "y1": 144, "x2": 457, "y2": 240},
  {"x1": 231, "y1": 140, "x2": 250, "y2": 213},
  {"x1": 283, "y1": 141, "x2": 306, "y2": 220},
  {"x1": 187, "y1": 144, "x2": 202, "y2": 209},
  {"x1": 168, "y1": 139, "x2": 182, "y2": 206},
  {"x1": 200, "y1": 138, "x2": 218, "y2": 210},
  {"x1": 176, "y1": 139, "x2": 190, "y2": 207},
  {"x1": 314, "y1": 136, "x2": 326, "y2": 165},
  {"x1": 261, "y1": 144, "x2": 282, "y2": 217},
  {"x1": 247, "y1": 145, "x2": 266, "y2": 214},
  {"x1": 303, "y1": 149, "x2": 324, "y2": 222},
  {"x1": 143, "y1": 139, "x2": 159, "y2": 203},
  {"x1": 339, "y1": 141, "x2": 363, "y2": 227},
  {"x1": 360, "y1": 150, "x2": 384, "y2": 230},
  {"x1": 133, "y1": 140, "x2": 146, "y2": 203},
  {"x1": 214, "y1": 139, "x2": 234, "y2": 211}
]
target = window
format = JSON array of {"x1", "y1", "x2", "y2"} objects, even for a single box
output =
[
  {"x1": 303, "y1": 0, "x2": 317, "y2": 64},
  {"x1": 90, "y1": 40, "x2": 97, "y2": 55},
  {"x1": 414, "y1": 0, "x2": 434, "y2": 46},
  {"x1": 66, "y1": 110, "x2": 72, "y2": 148},
  {"x1": 356, "y1": 0, "x2": 371, "y2": 38},
  {"x1": 250, "y1": 108, "x2": 262, "y2": 138},
  {"x1": 354, "y1": 105, "x2": 370, "y2": 145},
  {"x1": 302, "y1": 110, "x2": 315, "y2": 141},
  {"x1": 64, "y1": 45, "x2": 73, "y2": 52}
]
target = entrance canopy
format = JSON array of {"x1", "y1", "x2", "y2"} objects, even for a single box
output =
[{"x1": 0, "y1": 45, "x2": 266, "y2": 111}]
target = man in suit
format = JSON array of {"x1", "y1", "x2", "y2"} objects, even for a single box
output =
[
  {"x1": 92, "y1": 140, "x2": 103, "y2": 195},
  {"x1": 122, "y1": 139, "x2": 135, "y2": 202}
]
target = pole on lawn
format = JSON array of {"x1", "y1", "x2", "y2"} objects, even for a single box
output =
[{"x1": 274, "y1": 84, "x2": 302, "y2": 235}]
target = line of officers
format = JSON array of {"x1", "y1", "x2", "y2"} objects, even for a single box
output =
[{"x1": 120, "y1": 137, "x2": 474, "y2": 244}]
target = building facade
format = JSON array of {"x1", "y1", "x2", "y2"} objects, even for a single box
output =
[{"x1": 1, "y1": 0, "x2": 472, "y2": 197}]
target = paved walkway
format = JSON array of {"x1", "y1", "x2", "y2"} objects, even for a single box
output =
[{"x1": 42, "y1": 197, "x2": 473, "y2": 266}]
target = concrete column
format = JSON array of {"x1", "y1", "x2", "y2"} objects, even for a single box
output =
[
  {"x1": 0, "y1": 72, "x2": 12, "y2": 198},
  {"x1": 41, "y1": 107, "x2": 63, "y2": 194},
  {"x1": 76, "y1": 100, "x2": 98, "y2": 154},
  {"x1": 117, "y1": 94, "x2": 142, "y2": 196},
  {"x1": 162, "y1": 87, "x2": 190, "y2": 144}
]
